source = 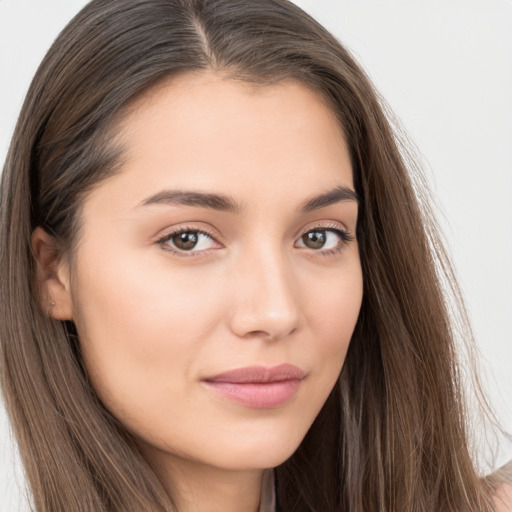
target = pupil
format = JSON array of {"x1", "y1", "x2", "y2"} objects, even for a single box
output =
[
  {"x1": 174, "y1": 232, "x2": 198, "y2": 250},
  {"x1": 304, "y1": 230, "x2": 326, "y2": 249}
]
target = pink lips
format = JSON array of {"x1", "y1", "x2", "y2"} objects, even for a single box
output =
[{"x1": 202, "y1": 364, "x2": 305, "y2": 409}]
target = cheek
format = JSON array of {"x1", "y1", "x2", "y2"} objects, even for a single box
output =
[
  {"x1": 71, "y1": 247, "x2": 223, "y2": 419},
  {"x1": 308, "y1": 260, "x2": 363, "y2": 391},
  {"x1": 306, "y1": 257, "x2": 363, "y2": 349},
  {"x1": 292, "y1": 256, "x2": 363, "y2": 415}
]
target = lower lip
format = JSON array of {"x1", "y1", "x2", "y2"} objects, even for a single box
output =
[{"x1": 202, "y1": 379, "x2": 302, "y2": 409}]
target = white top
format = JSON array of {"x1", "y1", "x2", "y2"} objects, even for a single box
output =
[{"x1": 259, "y1": 468, "x2": 276, "y2": 512}]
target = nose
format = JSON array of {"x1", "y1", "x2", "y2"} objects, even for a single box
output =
[{"x1": 228, "y1": 245, "x2": 300, "y2": 341}]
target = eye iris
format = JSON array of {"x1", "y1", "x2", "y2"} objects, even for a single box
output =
[
  {"x1": 303, "y1": 230, "x2": 326, "y2": 249},
  {"x1": 172, "y1": 232, "x2": 198, "y2": 250}
]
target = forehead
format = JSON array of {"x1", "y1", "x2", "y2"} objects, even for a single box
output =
[{"x1": 85, "y1": 72, "x2": 353, "y2": 214}]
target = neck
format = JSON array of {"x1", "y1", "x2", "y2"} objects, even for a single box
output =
[{"x1": 143, "y1": 448, "x2": 266, "y2": 512}]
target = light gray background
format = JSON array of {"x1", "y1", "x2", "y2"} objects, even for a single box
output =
[{"x1": 1, "y1": 1, "x2": 511, "y2": 510}]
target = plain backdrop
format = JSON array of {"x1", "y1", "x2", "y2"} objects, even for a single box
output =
[{"x1": 0, "y1": 1, "x2": 511, "y2": 510}]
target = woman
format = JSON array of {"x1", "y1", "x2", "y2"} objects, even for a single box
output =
[{"x1": 0, "y1": 0, "x2": 510, "y2": 511}]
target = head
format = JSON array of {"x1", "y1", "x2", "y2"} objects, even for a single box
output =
[
  {"x1": 34, "y1": 69, "x2": 365, "y2": 486},
  {"x1": 0, "y1": 1, "x2": 494, "y2": 511}
]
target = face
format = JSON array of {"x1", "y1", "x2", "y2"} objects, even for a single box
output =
[{"x1": 58, "y1": 73, "x2": 363, "y2": 472}]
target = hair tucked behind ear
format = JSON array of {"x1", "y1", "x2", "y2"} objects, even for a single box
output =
[{"x1": 0, "y1": 0, "x2": 503, "y2": 511}]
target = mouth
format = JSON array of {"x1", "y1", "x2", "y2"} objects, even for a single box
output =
[{"x1": 201, "y1": 364, "x2": 305, "y2": 409}]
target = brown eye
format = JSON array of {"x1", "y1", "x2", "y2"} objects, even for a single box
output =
[
  {"x1": 302, "y1": 230, "x2": 327, "y2": 249},
  {"x1": 171, "y1": 231, "x2": 199, "y2": 251},
  {"x1": 296, "y1": 227, "x2": 353, "y2": 254},
  {"x1": 159, "y1": 229, "x2": 218, "y2": 254}
]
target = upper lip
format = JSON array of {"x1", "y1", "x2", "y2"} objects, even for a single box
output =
[{"x1": 203, "y1": 364, "x2": 305, "y2": 383}]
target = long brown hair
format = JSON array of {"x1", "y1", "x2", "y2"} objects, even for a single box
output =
[{"x1": 0, "y1": 0, "x2": 500, "y2": 510}]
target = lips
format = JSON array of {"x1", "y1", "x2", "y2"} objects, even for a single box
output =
[{"x1": 202, "y1": 364, "x2": 305, "y2": 409}]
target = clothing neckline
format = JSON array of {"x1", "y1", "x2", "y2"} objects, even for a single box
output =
[{"x1": 259, "y1": 468, "x2": 276, "y2": 512}]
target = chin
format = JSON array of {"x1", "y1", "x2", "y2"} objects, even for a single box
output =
[{"x1": 205, "y1": 428, "x2": 307, "y2": 471}]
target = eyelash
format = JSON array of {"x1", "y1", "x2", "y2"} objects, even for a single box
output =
[{"x1": 156, "y1": 223, "x2": 355, "y2": 258}]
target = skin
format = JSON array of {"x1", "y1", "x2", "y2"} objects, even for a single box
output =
[
  {"x1": 34, "y1": 73, "x2": 363, "y2": 512},
  {"x1": 493, "y1": 461, "x2": 512, "y2": 512}
]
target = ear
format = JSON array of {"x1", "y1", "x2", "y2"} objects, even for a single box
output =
[{"x1": 32, "y1": 227, "x2": 74, "y2": 321}]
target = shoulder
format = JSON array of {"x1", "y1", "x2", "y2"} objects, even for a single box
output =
[
  {"x1": 490, "y1": 460, "x2": 512, "y2": 512},
  {"x1": 494, "y1": 482, "x2": 512, "y2": 512}
]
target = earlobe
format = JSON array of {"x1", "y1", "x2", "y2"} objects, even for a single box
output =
[{"x1": 31, "y1": 227, "x2": 74, "y2": 321}]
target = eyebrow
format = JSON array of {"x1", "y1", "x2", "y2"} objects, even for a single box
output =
[
  {"x1": 138, "y1": 185, "x2": 359, "y2": 213},
  {"x1": 300, "y1": 186, "x2": 359, "y2": 212}
]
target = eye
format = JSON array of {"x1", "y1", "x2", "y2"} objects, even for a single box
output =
[
  {"x1": 157, "y1": 227, "x2": 219, "y2": 255},
  {"x1": 157, "y1": 224, "x2": 354, "y2": 257},
  {"x1": 295, "y1": 226, "x2": 354, "y2": 254}
]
